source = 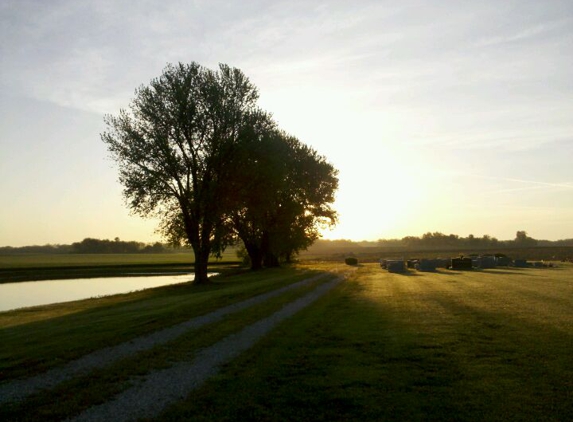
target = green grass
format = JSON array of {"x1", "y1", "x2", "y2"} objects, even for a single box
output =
[
  {"x1": 0, "y1": 273, "x2": 334, "y2": 422},
  {"x1": 154, "y1": 263, "x2": 573, "y2": 421},
  {"x1": 0, "y1": 253, "x2": 195, "y2": 269},
  {"x1": 300, "y1": 245, "x2": 573, "y2": 263},
  {"x1": 0, "y1": 251, "x2": 240, "y2": 283},
  {"x1": 2, "y1": 262, "x2": 572, "y2": 421},
  {"x1": 0, "y1": 267, "x2": 320, "y2": 380}
]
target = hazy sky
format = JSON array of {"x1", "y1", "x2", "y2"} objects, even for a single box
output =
[{"x1": 1, "y1": 0, "x2": 572, "y2": 246}]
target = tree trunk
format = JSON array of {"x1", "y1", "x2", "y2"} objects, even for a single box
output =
[
  {"x1": 261, "y1": 230, "x2": 280, "y2": 268},
  {"x1": 263, "y1": 253, "x2": 280, "y2": 268},
  {"x1": 245, "y1": 243, "x2": 263, "y2": 270},
  {"x1": 192, "y1": 245, "x2": 211, "y2": 284},
  {"x1": 181, "y1": 211, "x2": 211, "y2": 284}
]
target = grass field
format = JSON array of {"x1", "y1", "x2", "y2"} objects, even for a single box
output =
[
  {"x1": 0, "y1": 251, "x2": 240, "y2": 283},
  {"x1": 155, "y1": 262, "x2": 573, "y2": 421},
  {"x1": 1, "y1": 262, "x2": 572, "y2": 420},
  {"x1": 300, "y1": 245, "x2": 573, "y2": 263},
  {"x1": 0, "y1": 252, "x2": 197, "y2": 268}
]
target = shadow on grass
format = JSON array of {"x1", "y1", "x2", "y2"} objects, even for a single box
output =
[
  {"x1": 377, "y1": 269, "x2": 422, "y2": 276},
  {"x1": 395, "y1": 270, "x2": 422, "y2": 277},
  {"x1": 434, "y1": 270, "x2": 463, "y2": 276},
  {"x1": 155, "y1": 268, "x2": 573, "y2": 421},
  {"x1": 478, "y1": 268, "x2": 535, "y2": 276}
]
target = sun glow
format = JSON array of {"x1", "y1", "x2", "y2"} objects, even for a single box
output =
[
  {"x1": 260, "y1": 84, "x2": 436, "y2": 242},
  {"x1": 320, "y1": 145, "x2": 432, "y2": 241}
]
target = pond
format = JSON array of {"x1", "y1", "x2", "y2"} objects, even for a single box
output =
[{"x1": 0, "y1": 273, "x2": 214, "y2": 312}]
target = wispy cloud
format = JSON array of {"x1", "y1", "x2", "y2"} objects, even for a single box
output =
[
  {"x1": 406, "y1": 128, "x2": 573, "y2": 152},
  {"x1": 476, "y1": 175, "x2": 573, "y2": 190},
  {"x1": 474, "y1": 21, "x2": 564, "y2": 47}
]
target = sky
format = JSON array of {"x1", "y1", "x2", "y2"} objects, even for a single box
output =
[{"x1": 1, "y1": 0, "x2": 572, "y2": 247}]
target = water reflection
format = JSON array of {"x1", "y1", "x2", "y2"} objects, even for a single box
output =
[{"x1": 0, "y1": 273, "x2": 213, "y2": 312}]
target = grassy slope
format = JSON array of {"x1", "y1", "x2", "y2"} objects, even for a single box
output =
[{"x1": 157, "y1": 262, "x2": 573, "y2": 421}]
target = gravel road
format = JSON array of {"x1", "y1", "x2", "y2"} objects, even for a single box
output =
[{"x1": 69, "y1": 276, "x2": 343, "y2": 422}]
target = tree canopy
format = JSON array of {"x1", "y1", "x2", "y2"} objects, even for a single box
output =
[
  {"x1": 228, "y1": 122, "x2": 338, "y2": 269},
  {"x1": 102, "y1": 62, "x2": 338, "y2": 281}
]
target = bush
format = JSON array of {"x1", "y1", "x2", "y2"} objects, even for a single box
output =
[{"x1": 345, "y1": 257, "x2": 358, "y2": 265}]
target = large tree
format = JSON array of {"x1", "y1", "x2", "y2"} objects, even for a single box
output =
[
  {"x1": 102, "y1": 62, "x2": 260, "y2": 283},
  {"x1": 265, "y1": 135, "x2": 339, "y2": 264},
  {"x1": 228, "y1": 123, "x2": 338, "y2": 269}
]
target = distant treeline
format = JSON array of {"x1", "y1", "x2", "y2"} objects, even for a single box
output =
[
  {"x1": 0, "y1": 238, "x2": 176, "y2": 254},
  {"x1": 3, "y1": 231, "x2": 573, "y2": 256},
  {"x1": 305, "y1": 231, "x2": 573, "y2": 254}
]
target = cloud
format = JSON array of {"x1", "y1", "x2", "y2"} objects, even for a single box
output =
[
  {"x1": 474, "y1": 21, "x2": 564, "y2": 47},
  {"x1": 477, "y1": 175, "x2": 573, "y2": 190}
]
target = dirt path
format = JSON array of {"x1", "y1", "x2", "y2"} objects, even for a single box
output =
[{"x1": 0, "y1": 273, "x2": 330, "y2": 405}]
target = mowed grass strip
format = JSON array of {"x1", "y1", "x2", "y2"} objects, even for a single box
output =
[
  {"x1": 153, "y1": 263, "x2": 573, "y2": 422},
  {"x1": 0, "y1": 274, "x2": 337, "y2": 422},
  {"x1": 0, "y1": 253, "x2": 196, "y2": 269},
  {"x1": 0, "y1": 252, "x2": 240, "y2": 283},
  {"x1": 0, "y1": 267, "x2": 322, "y2": 380}
]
